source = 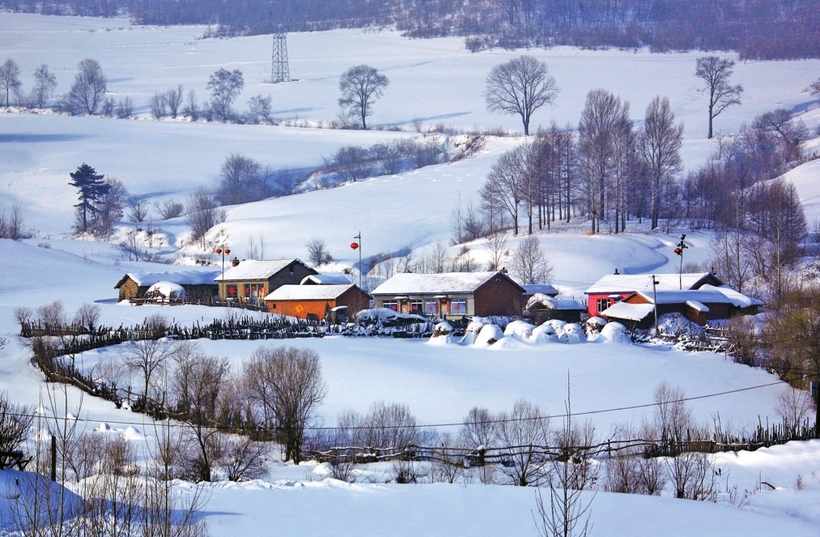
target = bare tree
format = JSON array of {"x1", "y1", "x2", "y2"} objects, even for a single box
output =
[
  {"x1": 186, "y1": 188, "x2": 226, "y2": 248},
  {"x1": 338, "y1": 64, "x2": 389, "y2": 130},
  {"x1": 71, "y1": 303, "x2": 101, "y2": 332},
  {"x1": 32, "y1": 64, "x2": 57, "y2": 109},
  {"x1": 67, "y1": 58, "x2": 108, "y2": 115},
  {"x1": 170, "y1": 344, "x2": 230, "y2": 482},
  {"x1": 0, "y1": 198, "x2": 27, "y2": 240},
  {"x1": 695, "y1": 56, "x2": 743, "y2": 139},
  {"x1": 157, "y1": 199, "x2": 184, "y2": 220},
  {"x1": 480, "y1": 146, "x2": 527, "y2": 235},
  {"x1": 166, "y1": 84, "x2": 184, "y2": 118},
  {"x1": 577, "y1": 89, "x2": 632, "y2": 234},
  {"x1": 121, "y1": 339, "x2": 177, "y2": 405},
  {"x1": 128, "y1": 196, "x2": 151, "y2": 222},
  {"x1": 485, "y1": 55, "x2": 558, "y2": 135},
  {"x1": 243, "y1": 346, "x2": 326, "y2": 463},
  {"x1": 247, "y1": 94, "x2": 273, "y2": 124},
  {"x1": 496, "y1": 399, "x2": 550, "y2": 486},
  {"x1": 306, "y1": 238, "x2": 333, "y2": 266},
  {"x1": 184, "y1": 88, "x2": 199, "y2": 120},
  {"x1": 149, "y1": 91, "x2": 168, "y2": 119},
  {"x1": 0, "y1": 58, "x2": 21, "y2": 108},
  {"x1": 774, "y1": 386, "x2": 815, "y2": 436},
  {"x1": 485, "y1": 232, "x2": 509, "y2": 271},
  {"x1": 639, "y1": 96, "x2": 683, "y2": 230},
  {"x1": 115, "y1": 96, "x2": 133, "y2": 119},
  {"x1": 90, "y1": 177, "x2": 127, "y2": 238},
  {"x1": 208, "y1": 68, "x2": 244, "y2": 121},
  {"x1": 215, "y1": 433, "x2": 271, "y2": 481},
  {"x1": 0, "y1": 392, "x2": 32, "y2": 469},
  {"x1": 511, "y1": 234, "x2": 553, "y2": 284}
]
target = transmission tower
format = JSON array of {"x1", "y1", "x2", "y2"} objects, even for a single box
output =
[{"x1": 271, "y1": 32, "x2": 290, "y2": 83}]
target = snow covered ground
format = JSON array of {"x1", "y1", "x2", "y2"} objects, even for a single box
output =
[{"x1": 1, "y1": 12, "x2": 820, "y2": 537}]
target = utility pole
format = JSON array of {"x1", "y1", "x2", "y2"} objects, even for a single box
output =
[
  {"x1": 812, "y1": 381, "x2": 819, "y2": 439},
  {"x1": 652, "y1": 275, "x2": 659, "y2": 334},
  {"x1": 352, "y1": 232, "x2": 362, "y2": 290},
  {"x1": 674, "y1": 234, "x2": 688, "y2": 289}
]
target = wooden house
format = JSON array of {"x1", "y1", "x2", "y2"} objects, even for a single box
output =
[
  {"x1": 264, "y1": 284, "x2": 370, "y2": 322},
  {"x1": 370, "y1": 271, "x2": 526, "y2": 319},
  {"x1": 584, "y1": 271, "x2": 724, "y2": 318},
  {"x1": 115, "y1": 269, "x2": 220, "y2": 303},
  {"x1": 525, "y1": 294, "x2": 587, "y2": 324},
  {"x1": 215, "y1": 259, "x2": 317, "y2": 303},
  {"x1": 600, "y1": 285, "x2": 763, "y2": 329}
]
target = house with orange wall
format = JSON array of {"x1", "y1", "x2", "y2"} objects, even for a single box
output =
[{"x1": 264, "y1": 283, "x2": 371, "y2": 321}]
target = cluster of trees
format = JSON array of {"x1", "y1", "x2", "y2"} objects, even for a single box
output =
[
  {"x1": 0, "y1": 199, "x2": 30, "y2": 240},
  {"x1": 5, "y1": 0, "x2": 818, "y2": 60}
]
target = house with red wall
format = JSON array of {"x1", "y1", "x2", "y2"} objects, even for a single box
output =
[{"x1": 584, "y1": 271, "x2": 723, "y2": 318}]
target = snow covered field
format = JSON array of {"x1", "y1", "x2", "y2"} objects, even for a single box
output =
[{"x1": 2, "y1": 12, "x2": 820, "y2": 537}]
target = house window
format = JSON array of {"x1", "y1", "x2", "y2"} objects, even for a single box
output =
[
  {"x1": 596, "y1": 298, "x2": 611, "y2": 313},
  {"x1": 409, "y1": 300, "x2": 423, "y2": 314},
  {"x1": 383, "y1": 300, "x2": 398, "y2": 311},
  {"x1": 226, "y1": 284, "x2": 238, "y2": 299},
  {"x1": 244, "y1": 284, "x2": 252, "y2": 298},
  {"x1": 451, "y1": 298, "x2": 467, "y2": 315},
  {"x1": 425, "y1": 300, "x2": 439, "y2": 315}
]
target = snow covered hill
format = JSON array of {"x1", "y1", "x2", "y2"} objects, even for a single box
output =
[{"x1": 2, "y1": 12, "x2": 820, "y2": 537}]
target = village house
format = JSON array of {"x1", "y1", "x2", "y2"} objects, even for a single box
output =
[
  {"x1": 370, "y1": 271, "x2": 526, "y2": 319},
  {"x1": 115, "y1": 269, "x2": 220, "y2": 303},
  {"x1": 264, "y1": 283, "x2": 370, "y2": 322},
  {"x1": 215, "y1": 259, "x2": 316, "y2": 303},
  {"x1": 599, "y1": 284, "x2": 763, "y2": 329},
  {"x1": 584, "y1": 271, "x2": 724, "y2": 318},
  {"x1": 524, "y1": 294, "x2": 588, "y2": 324}
]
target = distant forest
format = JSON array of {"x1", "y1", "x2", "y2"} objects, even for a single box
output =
[{"x1": 4, "y1": 0, "x2": 820, "y2": 60}]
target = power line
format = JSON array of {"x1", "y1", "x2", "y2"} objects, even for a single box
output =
[{"x1": 11, "y1": 376, "x2": 795, "y2": 434}]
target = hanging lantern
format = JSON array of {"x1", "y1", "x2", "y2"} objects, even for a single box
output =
[
  {"x1": 674, "y1": 247, "x2": 682, "y2": 255},
  {"x1": 215, "y1": 247, "x2": 222, "y2": 254},
  {"x1": 225, "y1": 248, "x2": 231, "y2": 255},
  {"x1": 350, "y1": 242, "x2": 359, "y2": 250}
]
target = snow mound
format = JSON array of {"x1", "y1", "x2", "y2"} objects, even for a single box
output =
[
  {"x1": 474, "y1": 324, "x2": 504, "y2": 347},
  {"x1": 96, "y1": 422, "x2": 111, "y2": 432},
  {"x1": 146, "y1": 281, "x2": 185, "y2": 301},
  {"x1": 558, "y1": 323, "x2": 585, "y2": 344},
  {"x1": 123, "y1": 426, "x2": 145, "y2": 441},
  {"x1": 503, "y1": 320, "x2": 536, "y2": 341},
  {"x1": 596, "y1": 322, "x2": 631, "y2": 344}
]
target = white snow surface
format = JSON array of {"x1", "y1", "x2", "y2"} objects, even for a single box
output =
[{"x1": 1, "y1": 12, "x2": 820, "y2": 537}]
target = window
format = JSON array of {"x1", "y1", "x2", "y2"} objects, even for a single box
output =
[
  {"x1": 425, "y1": 300, "x2": 439, "y2": 315},
  {"x1": 451, "y1": 298, "x2": 467, "y2": 315},
  {"x1": 226, "y1": 284, "x2": 238, "y2": 298},
  {"x1": 596, "y1": 298, "x2": 611, "y2": 313},
  {"x1": 409, "y1": 300, "x2": 423, "y2": 314},
  {"x1": 383, "y1": 300, "x2": 398, "y2": 311}
]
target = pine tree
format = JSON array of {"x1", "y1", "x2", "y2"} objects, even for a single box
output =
[{"x1": 69, "y1": 163, "x2": 110, "y2": 233}]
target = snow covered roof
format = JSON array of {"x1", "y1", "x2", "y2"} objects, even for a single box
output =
[
  {"x1": 371, "y1": 271, "x2": 524, "y2": 296},
  {"x1": 585, "y1": 272, "x2": 721, "y2": 294},
  {"x1": 635, "y1": 288, "x2": 760, "y2": 308},
  {"x1": 600, "y1": 302, "x2": 655, "y2": 321},
  {"x1": 265, "y1": 284, "x2": 356, "y2": 301},
  {"x1": 301, "y1": 273, "x2": 353, "y2": 285},
  {"x1": 214, "y1": 259, "x2": 311, "y2": 282},
  {"x1": 525, "y1": 293, "x2": 586, "y2": 311},
  {"x1": 116, "y1": 269, "x2": 220, "y2": 288},
  {"x1": 699, "y1": 284, "x2": 764, "y2": 308},
  {"x1": 522, "y1": 283, "x2": 559, "y2": 297}
]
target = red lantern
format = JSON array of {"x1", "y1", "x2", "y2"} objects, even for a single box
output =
[
  {"x1": 215, "y1": 247, "x2": 222, "y2": 254},
  {"x1": 225, "y1": 248, "x2": 231, "y2": 255},
  {"x1": 674, "y1": 247, "x2": 682, "y2": 255},
  {"x1": 350, "y1": 242, "x2": 359, "y2": 250}
]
